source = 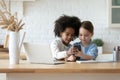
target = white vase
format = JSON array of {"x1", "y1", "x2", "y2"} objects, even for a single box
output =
[
  {"x1": 9, "y1": 31, "x2": 20, "y2": 64},
  {"x1": 98, "y1": 47, "x2": 103, "y2": 55}
]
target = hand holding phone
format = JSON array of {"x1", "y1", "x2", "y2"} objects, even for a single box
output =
[{"x1": 73, "y1": 45, "x2": 81, "y2": 51}]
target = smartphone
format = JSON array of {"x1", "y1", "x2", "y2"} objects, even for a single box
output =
[{"x1": 73, "y1": 44, "x2": 81, "y2": 51}]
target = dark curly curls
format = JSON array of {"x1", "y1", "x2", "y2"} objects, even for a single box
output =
[{"x1": 54, "y1": 15, "x2": 81, "y2": 38}]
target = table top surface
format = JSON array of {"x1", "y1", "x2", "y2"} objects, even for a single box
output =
[{"x1": 0, "y1": 59, "x2": 120, "y2": 73}]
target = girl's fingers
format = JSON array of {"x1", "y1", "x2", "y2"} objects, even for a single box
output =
[
  {"x1": 67, "y1": 55, "x2": 76, "y2": 62},
  {"x1": 75, "y1": 54, "x2": 78, "y2": 57},
  {"x1": 74, "y1": 51, "x2": 81, "y2": 57},
  {"x1": 76, "y1": 49, "x2": 79, "y2": 52}
]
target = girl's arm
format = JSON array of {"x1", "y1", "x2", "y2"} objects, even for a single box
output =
[
  {"x1": 50, "y1": 40, "x2": 73, "y2": 60},
  {"x1": 66, "y1": 55, "x2": 76, "y2": 62},
  {"x1": 75, "y1": 50, "x2": 94, "y2": 60},
  {"x1": 75, "y1": 46, "x2": 98, "y2": 60},
  {"x1": 50, "y1": 42, "x2": 67, "y2": 59}
]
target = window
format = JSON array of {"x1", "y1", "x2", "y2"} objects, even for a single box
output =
[{"x1": 109, "y1": 0, "x2": 120, "y2": 28}]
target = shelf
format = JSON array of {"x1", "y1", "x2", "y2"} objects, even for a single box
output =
[{"x1": 10, "y1": 0, "x2": 36, "y2": 17}]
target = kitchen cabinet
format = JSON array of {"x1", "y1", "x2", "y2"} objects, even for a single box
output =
[
  {"x1": 10, "y1": 0, "x2": 35, "y2": 17},
  {"x1": 109, "y1": 0, "x2": 120, "y2": 28}
]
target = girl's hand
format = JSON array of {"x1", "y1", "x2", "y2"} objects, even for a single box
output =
[
  {"x1": 66, "y1": 55, "x2": 76, "y2": 62},
  {"x1": 67, "y1": 47, "x2": 76, "y2": 56},
  {"x1": 66, "y1": 48, "x2": 72, "y2": 56},
  {"x1": 74, "y1": 49, "x2": 94, "y2": 60},
  {"x1": 74, "y1": 49, "x2": 83, "y2": 57}
]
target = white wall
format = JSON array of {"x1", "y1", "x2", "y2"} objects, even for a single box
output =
[{"x1": 1, "y1": 0, "x2": 120, "y2": 53}]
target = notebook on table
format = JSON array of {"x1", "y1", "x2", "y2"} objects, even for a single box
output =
[{"x1": 76, "y1": 54, "x2": 113, "y2": 63}]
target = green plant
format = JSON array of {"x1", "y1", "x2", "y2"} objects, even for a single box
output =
[{"x1": 92, "y1": 38, "x2": 104, "y2": 46}]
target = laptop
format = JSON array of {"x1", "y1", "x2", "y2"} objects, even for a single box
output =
[{"x1": 23, "y1": 43, "x2": 65, "y2": 64}]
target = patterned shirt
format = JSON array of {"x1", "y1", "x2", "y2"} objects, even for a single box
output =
[{"x1": 73, "y1": 41, "x2": 98, "y2": 60}]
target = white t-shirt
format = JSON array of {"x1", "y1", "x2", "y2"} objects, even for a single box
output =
[{"x1": 50, "y1": 38, "x2": 71, "y2": 60}]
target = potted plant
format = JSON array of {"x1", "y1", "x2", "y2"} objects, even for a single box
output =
[{"x1": 92, "y1": 38, "x2": 104, "y2": 54}]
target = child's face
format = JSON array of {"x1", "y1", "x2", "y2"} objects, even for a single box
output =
[
  {"x1": 61, "y1": 27, "x2": 75, "y2": 45},
  {"x1": 79, "y1": 27, "x2": 93, "y2": 44}
]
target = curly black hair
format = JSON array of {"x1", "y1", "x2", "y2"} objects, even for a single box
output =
[{"x1": 54, "y1": 15, "x2": 81, "y2": 38}]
